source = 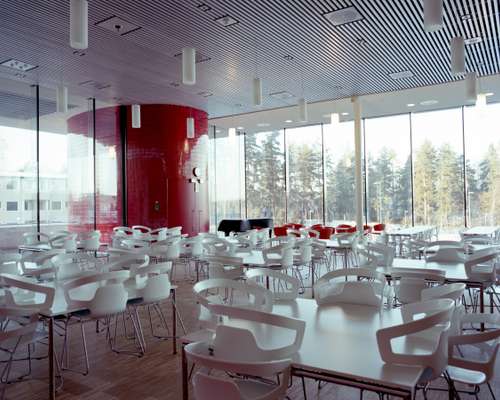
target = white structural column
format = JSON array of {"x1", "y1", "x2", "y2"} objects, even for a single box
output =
[{"x1": 352, "y1": 96, "x2": 364, "y2": 232}]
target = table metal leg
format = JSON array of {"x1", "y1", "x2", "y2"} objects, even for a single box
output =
[
  {"x1": 311, "y1": 263, "x2": 315, "y2": 298},
  {"x1": 480, "y1": 285, "x2": 485, "y2": 331},
  {"x1": 172, "y1": 288, "x2": 177, "y2": 355},
  {"x1": 48, "y1": 317, "x2": 56, "y2": 400},
  {"x1": 182, "y1": 343, "x2": 188, "y2": 400}
]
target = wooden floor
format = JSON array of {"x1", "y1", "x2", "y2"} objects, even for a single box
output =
[{"x1": 4, "y1": 279, "x2": 500, "y2": 400}]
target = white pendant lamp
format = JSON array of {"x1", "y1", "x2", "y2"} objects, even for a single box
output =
[
  {"x1": 465, "y1": 72, "x2": 477, "y2": 103},
  {"x1": 298, "y1": 98, "x2": 308, "y2": 122},
  {"x1": 131, "y1": 104, "x2": 141, "y2": 128},
  {"x1": 330, "y1": 112, "x2": 339, "y2": 126},
  {"x1": 450, "y1": 37, "x2": 465, "y2": 75},
  {"x1": 182, "y1": 47, "x2": 196, "y2": 85},
  {"x1": 423, "y1": 0, "x2": 443, "y2": 32},
  {"x1": 253, "y1": 77, "x2": 262, "y2": 106},
  {"x1": 186, "y1": 117, "x2": 195, "y2": 139},
  {"x1": 56, "y1": 86, "x2": 68, "y2": 113},
  {"x1": 70, "y1": 0, "x2": 88, "y2": 50},
  {"x1": 228, "y1": 127, "x2": 236, "y2": 138}
]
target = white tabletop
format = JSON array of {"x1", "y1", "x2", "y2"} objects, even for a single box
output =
[
  {"x1": 185, "y1": 299, "x2": 424, "y2": 393},
  {"x1": 379, "y1": 258, "x2": 468, "y2": 281},
  {"x1": 387, "y1": 226, "x2": 435, "y2": 237},
  {"x1": 462, "y1": 226, "x2": 499, "y2": 236}
]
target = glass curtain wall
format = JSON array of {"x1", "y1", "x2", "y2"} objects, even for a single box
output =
[
  {"x1": 285, "y1": 125, "x2": 324, "y2": 225},
  {"x1": 464, "y1": 102, "x2": 500, "y2": 226},
  {"x1": 0, "y1": 81, "x2": 120, "y2": 249},
  {"x1": 213, "y1": 128, "x2": 245, "y2": 223},
  {"x1": 324, "y1": 120, "x2": 356, "y2": 226},
  {"x1": 412, "y1": 108, "x2": 465, "y2": 235},
  {"x1": 364, "y1": 114, "x2": 412, "y2": 227},
  {"x1": 0, "y1": 78, "x2": 37, "y2": 248},
  {"x1": 245, "y1": 130, "x2": 286, "y2": 225}
]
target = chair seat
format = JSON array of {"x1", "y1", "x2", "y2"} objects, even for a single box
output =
[
  {"x1": 235, "y1": 377, "x2": 280, "y2": 399},
  {"x1": 446, "y1": 365, "x2": 487, "y2": 386}
]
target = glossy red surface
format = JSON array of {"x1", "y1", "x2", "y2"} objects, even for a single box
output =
[{"x1": 126, "y1": 104, "x2": 209, "y2": 236}]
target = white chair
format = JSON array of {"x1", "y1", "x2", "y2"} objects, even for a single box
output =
[
  {"x1": 203, "y1": 238, "x2": 236, "y2": 257},
  {"x1": 376, "y1": 299, "x2": 455, "y2": 385},
  {"x1": 50, "y1": 253, "x2": 98, "y2": 280},
  {"x1": 0, "y1": 273, "x2": 55, "y2": 310},
  {"x1": 79, "y1": 231, "x2": 102, "y2": 253},
  {"x1": 49, "y1": 232, "x2": 77, "y2": 251},
  {"x1": 21, "y1": 232, "x2": 50, "y2": 247},
  {"x1": 262, "y1": 243, "x2": 294, "y2": 270},
  {"x1": 390, "y1": 268, "x2": 446, "y2": 305},
  {"x1": 19, "y1": 249, "x2": 64, "y2": 277},
  {"x1": 421, "y1": 282, "x2": 466, "y2": 302},
  {"x1": 366, "y1": 242, "x2": 395, "y2": 267},
  {"x1": 0, "y1": 307, "x2": 40, "y2": 397},
  {"x1": 246, "y1": 268, "x2": 300, "y2": 301},
  {"x1": 193, "y1": 278, "x2": 273, "y2": 329},
  {"x1": 0, "y1": 253, "x2": 21, "y2": 275},
  {"x1": 132, "y1": 225, "x2": 151, "y2": 239},
  {"x1": 126, "y1": 263, "x2": 177, "y2": 351},
  {"x1": 425, "y1": 247, "x2": 465, "y2": 263},
  {"x1": 111, "y1": 226, "x2": 134, "y2": 247},
  {"x1": 208, "y1": 303, "x2": 305, "y2": 361},
  {"x1": 447, "y1": 313, "x2": 500, "y2": 399},
  {"x1": 60, "y1": 270, "x2": 141, "y2": 375},
  {"x1": 233, "y1": 236, "x2": 255, "y2": 254},
  {"x1": 314, "y1": 268, "x2": 387, "y2": 307},
  {"x1": 150, "y1": 227, "x2": 168, "y2": 241},
  {"x1": 185, "y1": 341, "x2": 291, "y2": 400},
  {"x1": 204, "y1": 255, "x2": 244, "y2": 280}
]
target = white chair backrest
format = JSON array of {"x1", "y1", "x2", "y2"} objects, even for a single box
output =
[
  {"x1": 425, "y1": 247, "x2": 465, "y2": 263},
  {"x1": 1, "y1": 273, "x2": 55, "y2": 310},
  {"x1": 204, "y1": 255, "x2": 244, "y2": 280},
  {"x1": 421, "y1": 282, "x2": 466, "y2": 302},
  {"x1": 295, "y1": 239, "x2": 312, "y2": 264},
  {"x1": 377, "y1": 299, "x2": 455, "y2": 381},
  {"x1": 80, "y1": 231, "x2": 101, "y2": 251},
  {"x1": 107, "y1": 254, "x2": 150, "y2": 276},
  {"x1": 135, "y1": 263, "x2": 172, "y2": 303},
  {"x1": 181, "y1": 235, "x2": 204, "y2": 257},
  {"x1": 63, "y1": 270, "x2": 129, "y2": 318},
  {"x1": 464, "y1": 248, "x2": 498, "y2": 280},
  {"x1": 185, "y1": 341, "x2": 291, "y2": 400},
  {"x1": 314, "y1": 268, "x2": 386, "y2": 307},
  {"x1": 448, "y1": 313, "x2": 500, "y2": 382},
  {"x1": 246, "y1": 268, "x2": 300, "y2": 300},
  {"x1": 51, "y1": 253, "x2": 97, "y2": 280},
  {"x1": 113, "y1": 226, "x2": 134, "y2": 236},
  {"x1": 0, "y1": 307, "x2": 39, "y2": 346},
  {"x1": 209, "y1": 303, "x2": 305, "y2": 361},
  {"x1": 390, "y1": 268, "x2": 446, "y2": 304},
  {"x1": 150, "y1": 227, "x2": 168, "y2": 241},
  {"x1": 367, "y1": 242, "x2": 395, "y2": 267},
  {"x1": 23, "y1": 232, "x2": 50, "y2": 245},
  {"x1": 262, "y1": 243, "x2": 294, "y2": 269},
  {"x1": 20, "y1": 249, "x2": 64, "y2": 276},
  {"x1": 0, "y1": 253, "x2": 21, "y2": 275},
  {"x1": 203, "y1": 238, "x2": 236, "y2": 257}
]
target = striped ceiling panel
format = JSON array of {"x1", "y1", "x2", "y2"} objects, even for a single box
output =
[{"x1": 0, "y1": 0, "x2": 498, "y2": 118}]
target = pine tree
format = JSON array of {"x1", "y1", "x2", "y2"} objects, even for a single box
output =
[{"x1": 413, "y1": 140, "x2": 437, "y2": 225}]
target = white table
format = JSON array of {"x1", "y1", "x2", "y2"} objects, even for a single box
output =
[
  {"x1": 386, "y1": 226, "x2": 436, "y2": 239},
  {"x1": 181, "y1": 299, "x2": 423, "y2": 399},
  {"x1": 462, "y1": 226, "x2": 499, "y2": 238},
  {"x1": 33, "y1": 278, "x2": 179, "y2": 399}
]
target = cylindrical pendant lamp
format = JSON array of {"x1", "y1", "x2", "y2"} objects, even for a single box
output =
[
  {"x1": 451, "y1": 37, "x2": 465, "y2": 75},
  {"x1": 56, "y1": 86, "x2": 68, "y2": 113},
  {"x1": 186, "y1": 117, "x2": 195, "y2": 138},
  {"x1": 182, "y1": 47, "x2": 196, "y2": 85},
  {"x1": 424, "y1": 0, "x2": 443, "y2": 32},
  {"x1": 70, "y1": 0, "x2": 88, "y2": 49},
  {"x1": 298, "y1": 98, "x2": 307, "y2": 122},
  {"x1": 131, "y1": 104, "x2": 141, "y2": 128},
  {"x1": 253, "y1": 77, "x2": 262, "y2": 106}
]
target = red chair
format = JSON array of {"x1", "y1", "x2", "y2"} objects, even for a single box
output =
[
  {"x1": 363, "y1": 225, "x2": 373, "y2": 234},
  {"x1": 336, "y1": 224, "x2": 353, "y2": 234},
  {"x1": 372, "y1": 223, "x2": 386, "y2": 234},
  {"x1": 291, "y1": 223, "x2": 304, "y2": 230},
  {"x1": 318, "y1": 227, "x2": 334, "y2": 240},
  {"x1": 310, "y1": 224, "x2": 323, "y2": 230},
  {"x1": 347, "y1": 227, "x2": 357, "y2": 233},
  {"x1": 273, "y1": 226, "x2": 288, "y2": 237}
]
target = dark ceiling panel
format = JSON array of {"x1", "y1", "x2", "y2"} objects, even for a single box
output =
[{"x1": 0, "y1": 0, "x2": 498, "y2": 118}]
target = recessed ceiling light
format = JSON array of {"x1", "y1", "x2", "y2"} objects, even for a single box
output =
[
  {"x1": 465, "y1": 36, "x2": 482, "y2": 45},
  {"x1": 420, "y1": 99, "x2": 439, "y2": 106},
  {"x1": 389, "y1": 70, "x2": 414, "y2": 80},
  {"x1": 285, "y1": 119, "x2": 293, "y2": 123},
  {"x1": 324, "y1": 6, "x2": 363, "y2": 26},
  {"x1": 283, "y1": 55, "x2": 294, "y2": 61},
  {"x1": 215, "y1": 15, "x2": 239, "y2": 27},
  {"x1": 461, "y1": 14, "x2": 472, "y2": 22},
  {"x1": 72, "y1": 50, "x2": 86, "y2": 57},
  {"x1": 269, "y1": 91, "x2": 295, "y2": 100},
  {"x1": 341, "y1": 112, "x2": 349, "y2": 116},
  {"x1": 197, "y1": 91, "x2": 213, "y2": 97},
  {"x1": 95, "y1": 16, "x2": 142, "y2": 36},
  {"x1": 197, "y1": 3, "x2": 212, "y2": 12},
  {"x1": 237, "y1": 126, "x2": 244, "y2": 130},
  {"x1": 355, "y1": 38, "x2": 367, "y2": 45},
  {"x1": 0, "y1": 58, "x2": 38, "y2": 72},
  {"x1": 257, "y1": 123, "x2": 270, "y2": 127},
  {"x1": 215, "y1": 129, "x2": 221, "y2": 133},
  {"x1": 485, "y1": 92, "x2": 494, "y2": 97},
  {"x1": 407, "y1": 103, "x2": 415, "y2": 107}
]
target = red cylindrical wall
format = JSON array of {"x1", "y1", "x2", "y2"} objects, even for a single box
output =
[{"x1": 126, "y1": 104, "x2": 209, "y2": 236}]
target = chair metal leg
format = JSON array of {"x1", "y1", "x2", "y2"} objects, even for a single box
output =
[{"x1": 487, "y1": 382, "x2": 496, "y2": 400}]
